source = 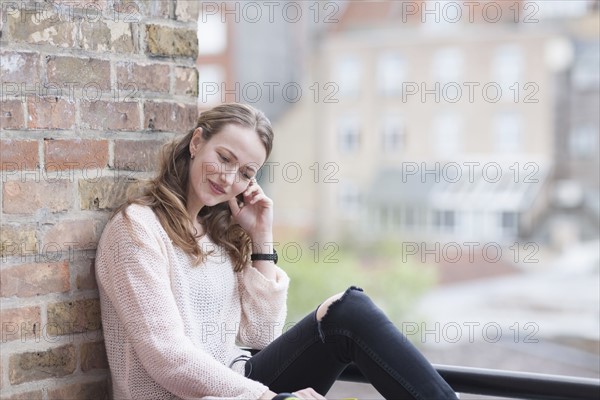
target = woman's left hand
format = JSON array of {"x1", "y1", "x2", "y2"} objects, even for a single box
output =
[{"x1": 228, "y1": 178, "x2": 273, "y2": 241}]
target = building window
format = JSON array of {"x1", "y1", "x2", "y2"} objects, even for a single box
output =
[
  {"x1": 493, "y1": 44, "x2": 523, "y2": 91},
  {"x1": 198, "y1": 65, "x2": 225, "y2": 106},
  {"x1": 432, "y1": 47, "x2": 464, "y2": 84},
  {"x1": 339, "y1": 181, "x2": 361, "y2": 217},
  {"x1": 434, "y1": 210, "x2": 455, "y2": 232},
  {"x1": 377, "y1": 52, "x2": 405, "y2": 96},
  {"x1": 338, "y1": 116, "x2": 361, "y2": 154},
  {"x1": 500, "y1": 211, "x2": 519, "y2": 237},
  {"x1": 197, "y1": 13, "x2": 227, "y2": 55},
  {"x1": 382, "y1": 115, "x2": 406, "y2": 153},
  {"x1": 494, "y1": 112, "x2": 522, "y2": 154},
  {"x1": 570, "y1": 125, "x2": 598, "y2": 158},
  {"x1": 434, "y1": 113, "x2": 462, "y2": 157},
  {"x1": 335, "y1": 55, "x2": 361, "y2": 97}
]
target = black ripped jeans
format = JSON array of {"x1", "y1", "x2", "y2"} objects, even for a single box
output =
[{"x1": 244, "y1": 286, "x2": 458, "y2": 400}]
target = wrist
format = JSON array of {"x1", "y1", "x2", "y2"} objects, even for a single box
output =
[{"x1": 251, "y1": 234, "x2": 274, "y2": 253}]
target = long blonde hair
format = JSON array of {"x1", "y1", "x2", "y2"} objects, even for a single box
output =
[{"x1": 115, "y1": 103, "x2": 274, "y2": 272}]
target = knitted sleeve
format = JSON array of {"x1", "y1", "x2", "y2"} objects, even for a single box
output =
[
  {"x1": 96, "y1": 206, "x2": 269, "y2": 399},
  {"x1": 237, "y1": 263, "x2": 290, "y2": 349}
]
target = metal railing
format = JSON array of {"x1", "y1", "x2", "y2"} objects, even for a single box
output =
[{"x1": 338, "y1": 363, "x2": 600, "y2": 400}]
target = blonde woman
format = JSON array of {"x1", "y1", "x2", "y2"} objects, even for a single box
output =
[{"x1": 96, "y1": 103, "x2": 457, "y2": 399}]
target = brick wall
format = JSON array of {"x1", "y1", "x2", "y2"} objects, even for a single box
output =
[{"x1": 0, "y1": 1, "x2": 199, "y2": 398}]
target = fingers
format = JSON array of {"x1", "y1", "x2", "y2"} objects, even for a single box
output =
[
  {"x1": 227, "y1": 197, "x2": 240, "y2": 214},
  {"x1": 243, "y1": 180, "x2": 271, "y2": 205}
]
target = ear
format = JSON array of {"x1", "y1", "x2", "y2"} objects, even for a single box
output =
[{"x1": 189, "y1": 127, "x2": 203, "y2": 155}]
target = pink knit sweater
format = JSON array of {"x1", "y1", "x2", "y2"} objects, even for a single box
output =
[{"x1": 95, "y1": 204, "x2": 290, "y2": 399}]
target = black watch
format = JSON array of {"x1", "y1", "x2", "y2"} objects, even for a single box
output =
[
  {"x1": 272, "y1": 393, "x2": 297, "y2": 400},
  {"x1": 250, "y1": 249, "x2": 278, "y2": 263}
]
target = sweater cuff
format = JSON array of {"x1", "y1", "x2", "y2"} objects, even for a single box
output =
[{"x1": 243, "y1": 263, "x2": 290, "y2": 293}]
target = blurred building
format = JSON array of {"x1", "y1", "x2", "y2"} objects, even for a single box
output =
[{"x1": 271, "y1": 0, "x2": 599, "y2": 247}]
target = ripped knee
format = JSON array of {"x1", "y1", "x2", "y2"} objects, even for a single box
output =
[{"x1": 316, "y1": 292, "x2": 345, "y2": 322}]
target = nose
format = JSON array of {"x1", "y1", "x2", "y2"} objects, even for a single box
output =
[{"x1": 217, "y1": 169, "x2": 235, "y2": 187}]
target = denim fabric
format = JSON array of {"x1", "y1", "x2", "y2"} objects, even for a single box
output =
[{"x1": 245, "y1": 286, "x2": 458, "y2": 400}]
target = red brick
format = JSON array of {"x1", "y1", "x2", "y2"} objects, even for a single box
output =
[
  {"x1": 80, "y1": 100, "x2": 140, "y2": 131},
  {"x1": 42, "y1": 219, "x2": 99, "y2": 251},
  {"x1": 46, "y1": 56, "x2": 110, "y2": 92},
  {"x1": 0, "y1": 51, "x2": 41, "y2": 83},
  {"x1": 8, "y1": 344, "x2": 76, "y2": 384},
  {"x1": 27, "y1": 97, "x2": 76, "y2": 130},
  {"x1": 44, "y1": 139, "x2": 108, "y2": 171},
  {"x1": 46, "y1": 299, "x2": 101, "y2": 336},
  {"x1": 75, "y1": 259, "x2": 97, "y2": 291},
  {"x1": 0, "y1": 306, "x2": 41, "y2": 343},
  {"x1": 80, "y1": 341, "x2": 109, "y2": 372},
  {"x1": 113, "y1": 139, "x2": 164, "y2": 171},
  {"x1": 0, "y1": 100, "x2": 25, "y2": 129},
  {"x1": 1, "y1": 261, "x2": 70, "y2": 297},
  {"x1": 174, "y1": 66, "x2": 198, "y2": 97},
  {"x1": 0, "y1": 140, "x2": 38, "y2": 170},
  {"x1": 3, "y1": 179, "x2": 73, "y2": 214},
  {"x1": 48, "y1": 379, "x2": 109, "y2": 400},
  {"x1": 116, "y1": 61, "x2": 170, "y2": 93},
  {"x1": 144, "y1": 101, "x2": 198, "y2": 133}
]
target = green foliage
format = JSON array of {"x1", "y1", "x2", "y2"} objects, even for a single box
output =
[{"x1": 281, "y1": 239, "x2": 436, "y2": 327}]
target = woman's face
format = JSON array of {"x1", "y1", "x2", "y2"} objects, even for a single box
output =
[{"x1": 188, "y1": 124, "x2": 267, "y2": 209}]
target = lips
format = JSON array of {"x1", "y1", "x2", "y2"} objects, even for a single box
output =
[{"x1": 208, "y1": 180, "x2": 225, "y2": 195}]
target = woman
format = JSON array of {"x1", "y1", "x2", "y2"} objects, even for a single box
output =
[{"x1": 96, "y1": 103, "x2": 458, "y2": 399}]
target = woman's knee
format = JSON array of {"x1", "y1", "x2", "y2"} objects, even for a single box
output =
[{"x1": 316, "y1": 286, "x2": 366, "y2": 322}]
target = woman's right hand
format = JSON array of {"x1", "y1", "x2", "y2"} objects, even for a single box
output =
[
  {"x1": 290, "y1": 387, "x2": 327, "y2": 399},
  {"x1": 259, "y1": 388, "x2": 327, "y2": 399}
]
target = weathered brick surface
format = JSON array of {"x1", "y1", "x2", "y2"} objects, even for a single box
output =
[
  {"x1": 3, "y1": 179, "x2": 73, "y2": 214},
  {"x1": 146, "y1": 25, "x2": 198, "y2": 58},
  {"x1": 0, "y1": 225, "x2": 37, "y2": 258},
  {"x1": 46, "y1": 56, "x2": 111, "y2": 91},
  {"x1": 79, "y1": 19, "x2": 134, "y2": 53},
  {"x1": 80, "y1": 341, "x2": 109, "y2": 372},
  {"x1": 116, "y1": 61, "x2": 170, "y2": 92},
  {"x1": 113, "y1": 139, "x2": 165, "y2": 171},
  {"x1": 175, "y1": 1, "x2": 200, "y2": 22},
  {"x1": 0, "y1": 261, "x2": 70, "y2": 297},
  {"x1": 48, "y1": 379, "x2": 109, "y2": 400},
  {"x1": 2, "y1": 0, "x2": 198, "y2": 395},
  {"x1": 8, "y1": 344, "x2": 76, "y2": 385},
  {"x1": 0, "y1": 52, "x2": 41, "y2": 83},
  {"x1": 174, "y1": 66, "x2": 199, "y2": 97},
  {"x1": 80, "y1": 100, "x2": 140, "y2": 131},
  {"x1": 0, "y1": 140, "x2": 38, "y2": 170},
  {"x1": 42, "y1": 219, "x2": 99, "y2": 251},
  {"x1": 0, "y1": 307, "x2": 41, "y2": 343},
  {"x1": 79, "y1": 176, "x2": 144, "y2": 210},
  {"x1": 46, "y1": 299, "x2": 101, "y2": 336},
  {"x1": 27, "y1": 97, "x2": 76, "y2": 130},
  {"x1": 7, "y1": 10, "x2": 76, "y2": 48},
  {"x1": 0, "y1": 100, "x2": 25, "y2": 129},
  {"x1": 44, "y1": 139, "x2": 109, "y2": 171},
  {"x1": 133, "y1": 0, "x2": 170, "y2": 18},
  {"x1": 2, "y1": 389, "x2": 44, "y2": 400},
  {"x1": 144, "y1": 101, "x2": 198, "y2": 133}
]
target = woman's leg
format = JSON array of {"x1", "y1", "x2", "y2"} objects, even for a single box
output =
[{"x1": 246, "y1": 286, "x2": 457, "y2": 400}]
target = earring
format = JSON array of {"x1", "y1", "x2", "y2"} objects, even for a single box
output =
[{"x1": 190, "y1": 153, "x2": 195, "y2": 159}]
